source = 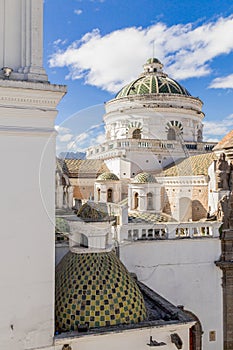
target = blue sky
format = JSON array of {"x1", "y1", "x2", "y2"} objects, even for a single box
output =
[{"x1": 43, "y1": 0, "x2": 233, "y2": 154}]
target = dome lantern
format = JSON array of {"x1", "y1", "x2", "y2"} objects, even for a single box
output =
[{"x1": 143, "y1": 57, "x2": 164, "y2": 75}]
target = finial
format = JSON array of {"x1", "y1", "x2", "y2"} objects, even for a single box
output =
[{"x1": 152, "y1": 40, "x2": 155, "y2": 59}]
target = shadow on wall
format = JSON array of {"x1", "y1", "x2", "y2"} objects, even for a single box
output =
[
  {"x1": 162, "y1": 189, "x2": 172, "y2": 216},
  {"x1": 192, "y1": 200, "x2": 207, "y2": 221}
]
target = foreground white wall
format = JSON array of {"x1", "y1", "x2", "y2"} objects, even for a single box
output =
[
  {"x1": 0, "y1": 81, "x2": 65, "y2": 350},
  {"x1": 120, "y1": 238, "x2": 223, "y2": 350},
  {"x1": 34, "y1": 322, "x2": 191, "y2": 350}
]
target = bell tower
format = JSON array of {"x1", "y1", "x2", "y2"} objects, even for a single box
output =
[
  {"x1": 0, "y1": 0, "x2": 47, "y2": 81},
  {"x1": 0, "y1": 1, "x2": 66, "y2": 349}
]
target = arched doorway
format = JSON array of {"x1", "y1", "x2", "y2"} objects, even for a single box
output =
[
  {"x1": 147, "y1": 192, "x2": 153, "y2": 210},
  {"x1": 132, "y1": 128, "x2": 142, "y2": 139},
  {"x1": 107, "y1": 188, "x2": 113, "y2": 202},
  {"x1": 184, "y1": 310, "x2": 203, "y2": 350},
  {"x1": 134, "y1": 193, "x2": 139, "y2": 209}
]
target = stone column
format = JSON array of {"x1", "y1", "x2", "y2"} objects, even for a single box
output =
[
  {"x1": 0, "y1": 0, "x2": 47, "y2": 81},
  {"x1": 216, "y1": 230, "x2": 233, "y2": 350}
]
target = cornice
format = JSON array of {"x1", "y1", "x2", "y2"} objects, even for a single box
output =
[
  {"x1": 0, "y1": 78, "x2": 66, "y2": 93},
  {"x1": 0, "y1": 125, "x2": 57, "y2": 136}
]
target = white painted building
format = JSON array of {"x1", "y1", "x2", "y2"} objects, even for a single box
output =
[
  {"x1": 86, "y1": 58, "x2": 215, "y2": 178},
  {"x1": 0, "y1": 2, "x2": 196, "y2": 350}
]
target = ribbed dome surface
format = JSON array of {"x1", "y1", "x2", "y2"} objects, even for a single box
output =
[
  {"x1": 97, "y1": 172, "x2": 119, "y2": 181},
  {"x1": 133, "y1": 172, "x2": 157, "y2": 184},
  {"x1": 116, "y1": 58, "x2": 191, "y2": 99},
  {"x1": 55, "y1": 251, "x2": 147, "y2": 332}
]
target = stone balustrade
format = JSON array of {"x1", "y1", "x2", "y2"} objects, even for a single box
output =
[
  {"x1": 125, "y1": 221, "x2": 221, "y2": 241},
  {"x1": 86, "y1": 138, "x2": 216, "y2": 159}
]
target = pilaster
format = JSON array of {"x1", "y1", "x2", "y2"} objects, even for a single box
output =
[{"x1": 216, "y1": 229, "x2": 233, "y2": 350}]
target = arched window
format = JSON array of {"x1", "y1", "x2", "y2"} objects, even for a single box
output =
[
  {"x1": 132, "y1": 129, "x2": 142, "y2": 139},
  {"x1": 197, "y1": 129, "x2": 202, "y2": 142},
  {"x1": 80, "y1": 234, "x2": 88, "y2": 248},
  {"x1": 97, "y1": 188, "x2": 101, "y2": 201},
  {"x1": 107, "y1": 189, "x2": 113, "y2": 202},
  {"x1": 134, "y1": 193, "x2": 139, "y2": 209},
  {"x1": 167, "y1": 128, "x2": 176, "y2": 140},
  {"x1": 147, "y1": 192, "x2": 153, "y2": 210}
]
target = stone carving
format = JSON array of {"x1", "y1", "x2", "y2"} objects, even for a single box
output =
[
  {"x1": 217, "y1": 192, "x2": 233, "y2": 230},
  {"x1": 217, "y1": 195, "x2": 229, "y2": 230},
  {"x1": 216, "y1": 153, "x2": 230, "y2": 190}
]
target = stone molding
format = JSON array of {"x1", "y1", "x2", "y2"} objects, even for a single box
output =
[{"x1": 0, "y1": 125, "x2": 56, "y2": 136}]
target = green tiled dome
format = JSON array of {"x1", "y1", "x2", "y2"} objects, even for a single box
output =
[
  {"x1": 55, "y1": 217, "x2": 70, "y2": 233},
  {"x1": 97, "y1": 172, "x2": 119, "y2": 181},
  {"x1": 116, "y1": 58, "x2": 191, "y2": 99},
  {"x1": 133, "y1": 172, "x2": 157, "y2": 184},
  {"x1": 55, "y1": 251, "x2": 147, "y2": 332}
]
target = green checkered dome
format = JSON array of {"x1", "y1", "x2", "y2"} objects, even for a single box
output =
[
  {"x1": 133, "y1": 172, "x2": 157, "y2": 184},
  {"x1": 97, "y1": 172, "x2": 119, "y2": 181},
  {"x1": 55, "y1": 251, "x2": 147, "y2": 332}
]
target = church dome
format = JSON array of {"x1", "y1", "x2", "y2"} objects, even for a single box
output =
[
  {"x1": 97, "y1": 172, "x2": 119, "y2": 181},
  {"x1": 133, "y1": 172, "x2": 157, "y2": 184},
  {"x1": 116, "y1": 58, "x2": 191, "y2": 99},
  {"x1": 55, "y1": 251, "x2": 147, "y2": 332}
]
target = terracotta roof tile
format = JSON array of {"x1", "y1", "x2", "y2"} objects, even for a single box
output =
[
  {"x1": 57, "y1": 159, "x2": 109, "y2": 178},
  {"x1": 163, "y1": 152, "x2": 216, "y2": 177},
  {"x1": 214, "y1": 129, "x2": 233, "y2": 151}
]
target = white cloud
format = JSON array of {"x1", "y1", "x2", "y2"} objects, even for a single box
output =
[
  {"x1": 55, "y1": 125, "x2": 71, "y2": 134},
  {"x1": 209, "y1": 74, "x2": 233, "y2": 89},
  {"x1": 49, "y1": 15, "x2": 233, "y2": 92},
  {"x1": 74, "y1": 9, "x2": 83, "y2": 15},
  {"x1": 53, "y1": 38, "x2": 67, "y2": 46},
  {"x1": 74, "y1": 132, "x2": 89, "y2": 144},
  {"x1": 58, "y1": 134, "x2": 73, "y2": 142},
  {"x1": 95, "y1": 133, "x2": 105, "y2": 144},
  {"x1": 203, "y1": 114, "x2": 233, "y2": 140}
]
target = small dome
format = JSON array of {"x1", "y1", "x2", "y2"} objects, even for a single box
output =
[
  {"x1": 97, "y1": 172, "x2": 119, "y2": 181},
  {"x1": 55, "y1": 217, "x2": 70, "y2": 233},
  {"x1": 77, "y1": 202, "x2": 109, "y2": 221},
  {"x1": 55, "y1": 251, "x2": 147, "y2": 332},
  {"x1": 116, "y1": 58, "x2": 191, "y2": 99},
  {"x1": 146, "y1": 57, "x2": 161, "y2": 64},
  {"x1": 133, "y1": 172, "x2": 157, "y2": 184}
]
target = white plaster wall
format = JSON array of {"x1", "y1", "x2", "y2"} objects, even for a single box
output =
[
  {"x1": 0, "y1": 79, "x2": 65, "y2": 350},
  {"x1": 0, "y1": 134, "x2": 56, "y2": 350},
  {"x1": 208, "y1": 161, "x2": 220, "y2": 215},
  {"x1": 104, "y1": 103, "x2": 203, "y2": 143},
  {"x1": 105, "y1": 157, "x2": 133, "y2": 178},
  {"x1": 35, "y1": 323, "x2": 191, "y2": 350},
  {"x1": 120, "y1": 239, "x2": 223, "y2": 350}
]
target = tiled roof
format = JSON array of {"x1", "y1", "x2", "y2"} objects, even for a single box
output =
[
  {"x1": 57, "y1": 159, "x2": 109, "y2": 178},
  {"x1": 163, "y1": 152, "x2": 217, "y2": 177},
  {"x1": 128, "y1": 211, "x2": 174, "y2": 224},
  {"x1": 214, "y1": 129, "x2": 233, "y2": 151}
]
